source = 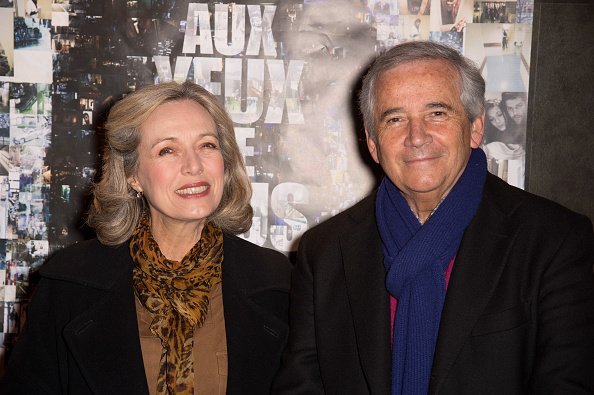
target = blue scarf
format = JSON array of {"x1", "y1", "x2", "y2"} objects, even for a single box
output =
[{"x1": 376, "y1": 148, "x2": 487, "y2": 395}]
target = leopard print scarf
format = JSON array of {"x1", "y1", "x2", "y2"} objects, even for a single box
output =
[{"x1": 130, "y1": 216, "x2": 223, "y2": 395}]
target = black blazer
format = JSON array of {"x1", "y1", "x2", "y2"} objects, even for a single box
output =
[
  {"x1": 273, "y1": 174, "x2": 594, "y2": 394},
  {"x1": 1, "y1": 233, "x2": 291, "y2": 394}
]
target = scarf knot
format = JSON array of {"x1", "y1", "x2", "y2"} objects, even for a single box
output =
[
  {"x1": 376, "y1": 148, "x2": 487, "y2": 395},
  {"x1": 131, "y1": 216, "x2": 224, "y2": 395}
]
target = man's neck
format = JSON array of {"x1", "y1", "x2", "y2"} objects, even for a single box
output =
[
  {"x1": 399, "y1": 167, "x2": 469, "y2": 225},
  {"x1": 406, "y1": 197, "x2": 445, "y2": 224}
]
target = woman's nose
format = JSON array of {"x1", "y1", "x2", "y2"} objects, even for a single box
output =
[{"x1": 181, "y1": 152, "x2": 204, "y2": 175}]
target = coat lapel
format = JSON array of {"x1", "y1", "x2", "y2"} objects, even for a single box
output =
[
  {"x1": 429, "y1": 177, "x2": 515, "y2": 393},
  {"x1": 62, "y1": 264, "x2": 149, "y2": 395},
  {"x1": 222, "y1": 236, "x2": 289, "y2": 393},
  {"x1": 342, "y1": 196, "x2": 392, "y2": 394}
]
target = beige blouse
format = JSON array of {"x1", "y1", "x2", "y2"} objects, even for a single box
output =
[{"x1": 135, "y1": 283, "x2": 228, "y2": 395}]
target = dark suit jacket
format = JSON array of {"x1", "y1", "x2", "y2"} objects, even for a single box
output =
[
  {"x1": 1, "y1": 233, "x2": 291, "y2": 394},
  {"x1": 273, "y1": 174, "x2": 594, "y2": 394}
]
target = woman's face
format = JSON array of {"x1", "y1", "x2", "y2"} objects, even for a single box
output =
[
  {"x1": 487, "y1": 105, "x2": 506, "y2": 131},
  {"x1": 129, "y1": 99, "x2": 225, "y2": 233}
]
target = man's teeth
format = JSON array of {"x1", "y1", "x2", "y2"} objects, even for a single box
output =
[{"x1": 176, "y1": 186, "x2": 208, "y2": 195}]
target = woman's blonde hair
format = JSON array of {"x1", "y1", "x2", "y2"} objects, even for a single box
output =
[{"x1": 87, "y1": 81, "x2": 253, "y2": 246}]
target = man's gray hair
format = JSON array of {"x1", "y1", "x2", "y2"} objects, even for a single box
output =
[{"x1": 359, "y1": 41, "x2": 485, "y2": 141}]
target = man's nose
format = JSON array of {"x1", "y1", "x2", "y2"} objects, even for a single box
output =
[{"x1": 405, "y1": 118, "x2": 432, "y2": 148}]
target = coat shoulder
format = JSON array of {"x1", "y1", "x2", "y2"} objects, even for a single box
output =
[
  {"x1": 300, "y1": 193, "x2": 378, "y2": 248},
  {"x1": 40, "y1": 239, "x2": 132, "y2": 290},
  {"x1": 484, "y1": 174, "x2": 592, "y2": 230},
  {"x1": 223, "y1": 233, "x2": 292, "y2": 288}
]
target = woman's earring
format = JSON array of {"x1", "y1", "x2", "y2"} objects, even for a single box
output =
[{"x1": 136, "y1": 190, "x2": 143, "y2": 199}]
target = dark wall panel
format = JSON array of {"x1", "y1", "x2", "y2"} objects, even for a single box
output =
[{"x1": 527, "y1": 1, "x2": 594, "y2": 222}]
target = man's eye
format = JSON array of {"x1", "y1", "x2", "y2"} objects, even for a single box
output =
[
  {"x1": 158, "y1": 147, "x2": 174, "y2": 156},
  {"x1": 431, "y1": 111, "x2": 446, "y2": 117},
  {"x1": 387, "y1": 117, "x2": 401, "y2": 124}
]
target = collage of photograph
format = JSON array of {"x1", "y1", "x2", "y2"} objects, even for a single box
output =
[{"x1": 0, "y1": 0, "x2": 534, "y2": 371}]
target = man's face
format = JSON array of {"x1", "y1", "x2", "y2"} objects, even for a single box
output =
[
  {"x1": 366, "y1": 59, "x2": 484, "y2": 208},
  {"x1": 505, "y1": 97, "x2": 527, "y2": 126}
]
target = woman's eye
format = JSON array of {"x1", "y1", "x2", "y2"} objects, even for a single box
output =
[
  {"x1": 158, "y1": 147, "x2": 174, "y2": 156},
  {"x1": 202, "y1": 142, "x2": 218, "y2": 149}
]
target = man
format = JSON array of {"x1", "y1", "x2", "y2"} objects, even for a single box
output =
[
  {"x1": 273, "y1": 41, "x2": 594, "y2": 394},
  {"x1": 501, "y1": 91, "x2": 527, "y2": 147},
  {"x1": 502, "y1": 91, "x2": 527, "y2": 127}
]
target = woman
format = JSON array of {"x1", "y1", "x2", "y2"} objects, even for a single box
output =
[
  {"x1": 483, "y1": 100, "x2": 508, "y2": 144},
  {"x1": 484, "y1": 99, "x2": 525, "y2": 147},
  {"x1": 1, "y1": 81, "x2": 291, "y2": 394},
  {"x1": 483, "y1": 101, "x2": 525, "y2": 188}
]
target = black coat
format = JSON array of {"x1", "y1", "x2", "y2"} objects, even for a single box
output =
[
  {"x1": 1, "y1": 233, "x2": 291, "y2": 394},
  {"x1": 273, "y1": 174, "x2": 594, "y2": 394}
]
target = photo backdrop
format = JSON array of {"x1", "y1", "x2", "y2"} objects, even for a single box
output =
[{"x1": 0, "y1": 0, "x2": 534, "y2": 370}]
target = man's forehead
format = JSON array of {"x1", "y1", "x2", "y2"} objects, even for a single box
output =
[
  {"x1": 375, "y1": 59, "x2": 462, "y2": 100},
  {"x1": 506, "y1": 97, "x2": 526, "y2": 105},
  {"x1": 381, "y1": 58, "x2": 458, "y2": 76},
  {"x1": 376, "y1": 59, "x2": 462, "y2": 95}
]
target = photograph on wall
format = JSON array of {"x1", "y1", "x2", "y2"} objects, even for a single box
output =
[
  {"x1": 482, "y1": 93, "x2": 526, "y2": 189},
  {"x1": 474, "y1": 0, "x2": 516, "y2": 24},
  {"x1": 0, "y1": 9, "x2": 14, "y2": 78}
]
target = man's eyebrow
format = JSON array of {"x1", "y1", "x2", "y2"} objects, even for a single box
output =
[
  {"x1": 377, "y1": 102, "x2": 458, "y2": 121},
  {"x1": 426, "y1": 102, "x2": 454, "y2": 111},
  {"x1": 378, "y1": 107, "x2": 404, "y2": 121}
]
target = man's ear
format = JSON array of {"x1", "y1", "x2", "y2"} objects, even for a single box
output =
[
  {"x1": 470, "y1": 113, "x2": 485, "y2": 148},
  {"x1": 365, "y1": 129, "x2": 380, "y2": 164}
]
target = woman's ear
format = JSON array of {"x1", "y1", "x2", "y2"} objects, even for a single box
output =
[{"x1": 128, "y1": 176, "x2": 142, "y2": 193}]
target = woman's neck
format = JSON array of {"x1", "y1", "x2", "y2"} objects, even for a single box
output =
[{"x1": 149, "y1": 218, "x2": 206, "y2": 262}]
